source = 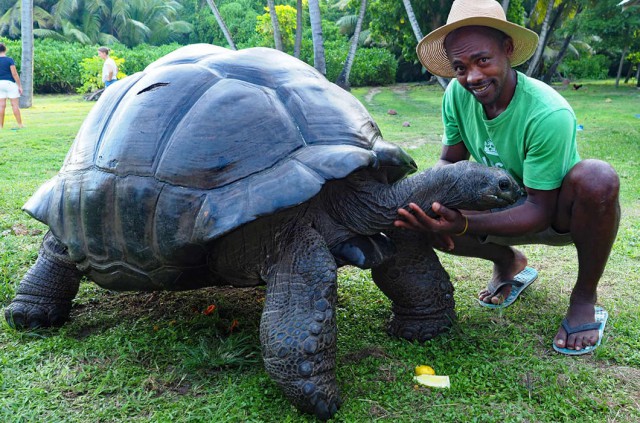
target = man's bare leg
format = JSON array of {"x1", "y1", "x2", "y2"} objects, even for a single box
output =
[
  {"x1": 443, "y1": 159, "x2": 619, "y2": 352},
  {"x1": 552, "y1": 159, "x2": 620, "y2": 351}
]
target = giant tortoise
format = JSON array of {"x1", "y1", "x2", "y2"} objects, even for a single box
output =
[{"x1": 5, "y1": 45, "x2": 520, "y2": 419}]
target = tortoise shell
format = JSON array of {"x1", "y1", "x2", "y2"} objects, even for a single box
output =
[{"x1": 23, "y1": 44, "x2": 416, "y2": 283}]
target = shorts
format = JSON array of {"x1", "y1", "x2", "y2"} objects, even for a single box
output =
[
  {"x1": 0, "y1": 80, "x2": 20, "y2": 99},
  {"x1": 479, "y1": 196, "x2": 574, "y2": 247},
  {"x1": 482, "y1": 226, "x2": 573, "y2": 247},
  {"x1": 104, "y1": 79, "x2": 118, "y2": 88}
]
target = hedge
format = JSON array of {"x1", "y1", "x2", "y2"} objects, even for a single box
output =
[{"x1": 1, "y1": 38, "x2": 397, "y2": 93}]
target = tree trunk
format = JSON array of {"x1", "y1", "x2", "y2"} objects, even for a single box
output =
[
  {"x1": 336, "y1": 0, "x2": 367, "y2": 90},
  {"x1": 267, "y1": 0, "x2": 283, "y2": 51},
  {"x1": 308, "y1": 0, "x2": 326, "y2": 75},
  {"x1": 615, "y1": 46, "x2": 628, "y2": 88},
  {"x1": 205, "y1": 0, "x2": 237, "y2": 50},
  {"x1": 20, "y1": 0, "x2": 34, "y2": 108},
  {"x1": 294, "y1": 0, "x2": 303, "y2": 58},
  {"x1": 401, "y1": 0, "x2": 448, "y2": 89},
  {"x1": 526, "y1": 0, "x2": 555, "y2": 77},
  {"x1": 542, "y1": 33, "x2": 573, "y2": 84},
  {"x1": 501, "y1": 0, "x2": 510, "y2": 13},
  {"x1": 623, "y1": 61, "x2": 633, "y2": 84},
  {"x1": 635, "y1": 64, "x2": 639, "y2": 88}
]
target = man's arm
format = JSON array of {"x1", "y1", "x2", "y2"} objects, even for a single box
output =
[
  {"x1": 396, "y1": 185, "x2": 559, "y2": 238},
  {"x1": 436, "y1": 143, "x2": 470, "y2": 167}
]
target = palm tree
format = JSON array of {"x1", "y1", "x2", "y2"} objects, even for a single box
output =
[
  {"x1": 3, "y1": 0, "x2": 193, "y2": 47},
  {"x1": 308, "y1": 0, "x2": 325, "y2": 74},
  {"x1": 542, "y1": 4, "x2": 584, "y2": 83},
  {"x1": 335, "y1": 0, "x2": 367, "y2": 90},
  {"x1": 526, "y1": 0, "x2": 555, "y2": 76},
  {"x1": 205, "y1": 0, "x2": 236, "y2": 50},
  {"x1": 401, "y1": 0, "x2": 448, "y2": 89},
  {"x1": 20, "y1": 0, "x2": 33, "y2": 108},
  {"x1": 502, "y1": 0, "x2": 510, "y2": 13},
  {"x1": 294, "y1": 0, "x2": 302, "y2": 58},
  {"x1": 266, "y1": 0, "x2": 283, "y2": 51}
]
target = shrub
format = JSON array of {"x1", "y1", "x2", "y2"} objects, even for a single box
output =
[
  {"x1": 321, "y1": 40, "x2": 398, "y2": 86},
  {"x1": 0, "y1": 38, "x2": 185, "y2": 94},
  {"x1": 561, "y1": 54, "x2": 611, "y2": 80},
  {"x1": 78, "y1": 55, "x2": 127, "y2": 93}
]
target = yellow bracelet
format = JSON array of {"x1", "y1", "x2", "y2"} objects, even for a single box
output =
[{"x1": 455, "y1": 215, "x2": 469, "y2": 237}]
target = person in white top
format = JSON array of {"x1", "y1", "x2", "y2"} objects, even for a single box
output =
[{"x1": 98, "y1": 47, "x2": 118, "y2": 88}]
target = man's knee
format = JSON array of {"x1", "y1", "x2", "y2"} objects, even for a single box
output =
[{"x1": 566, "y1": 159, "x2": 620, "y2": 204}]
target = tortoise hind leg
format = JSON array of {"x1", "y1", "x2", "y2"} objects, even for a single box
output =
[
  {"x1": 260, "y1": 226, "x2": 341, "y2": 420},
  {"x1": 372, "y1": 229, "x2": 455, "y2": 342},
  {"x1": 5, "y1": 231, "x2": 81, "y2": 329}
]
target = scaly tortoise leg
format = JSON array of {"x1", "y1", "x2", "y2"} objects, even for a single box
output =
[
  {"x1": 372, "y1": 229, "x2": 455, "y2": 342},
  {"x1": 260, "y1": 225, "x2": 341, "y2": 420},
  {"x1": 5, "y1": 231, "x2": 81, "y2": 329}
]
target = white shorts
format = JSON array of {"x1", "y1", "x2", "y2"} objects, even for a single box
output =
[{"x1": 0, "y1": 80, "x2": 20, "y2": 99}]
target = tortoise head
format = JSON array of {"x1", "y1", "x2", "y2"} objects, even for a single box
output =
[{"x1": 432, "y1": 161, "x2": 522, "y2": 212}]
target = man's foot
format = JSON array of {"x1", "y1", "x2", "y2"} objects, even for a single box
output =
[
  {"x1": 478, "y1": 248, "x2": 528, "y2": 305},
  {"x1": 553, "y1": 303, "x2": 603, "y2": 353}
]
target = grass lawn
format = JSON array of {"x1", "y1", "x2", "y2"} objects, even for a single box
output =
[{"x1": 1, "y1": 82, "x2": 639, "y2": 422}]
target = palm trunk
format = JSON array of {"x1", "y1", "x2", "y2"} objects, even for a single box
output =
[
  {"x1": 336, "y1": 0, "x2": 367, "y2": 90},
  {"x1": 615, "y1": 46, "x2": 629, "y2": 88},
  {"x1": 542, "y1": 33, "x2": 573, "y2": 84},
  {"x1": 501, "y1": 0, "x2": 510, "y2": 13},
  {"x1": 205, "y1": 0, "x2": 237, "y2": 50},
  {"x1": 294, "y1": 0, "x2": 303, "y2": 58},
  {"x1": 542, "y1": 4, "x2": 582, "y2": 84},
  {"x1": 526, "y1": 0, "x2": 555, "y2": 77},
  {"x1": 623, "y1": 61, "x2": 634, "y2": 84},
  {"x1": 20, "y1": 0, "x2": 34, "y2": 108},
  {"x1": 267, "y1": 0, "x2": 284, "y2": 51},
  {"x1": 401, "y1": 0, "x2": 448, "y2": 89},
  {"x1": 308, "y1": 0, "x2": 326, "y2": 75}
]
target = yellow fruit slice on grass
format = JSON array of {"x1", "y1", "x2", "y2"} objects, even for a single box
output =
[
  {"x1": 413, "y1": 374, "x2": 450, "y2": 388},
  {"x1": 414, "y1": 365, "x2": 435, "y2": 376}
]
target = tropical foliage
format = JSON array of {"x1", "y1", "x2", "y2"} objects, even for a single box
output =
[
  {"x1": 1, "y1": 0, "x2": 639, "y2": 88},
  {"x1": 0, "y1": 0, "x2": 192, "y2": 46}
]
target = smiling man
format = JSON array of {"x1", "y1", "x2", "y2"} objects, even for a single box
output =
[{"x1": 395, "y1": 0, "x2": 621, "y2": 355}]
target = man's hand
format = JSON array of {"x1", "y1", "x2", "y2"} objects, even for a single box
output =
[{"x1": 394, "y1": 202, "x2": 468, "y2": 251}]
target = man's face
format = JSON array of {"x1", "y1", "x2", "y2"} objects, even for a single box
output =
[
  {"x1": 98, "y1": 51, "x2": 107, "y2": 60},
  {"x1": 444, "y1": 26, "x2": 514, "y2": 108}
]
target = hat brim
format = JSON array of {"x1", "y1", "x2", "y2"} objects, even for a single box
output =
[{"x1": 416, "y1": 18, "x2": 539, "y2": 78}]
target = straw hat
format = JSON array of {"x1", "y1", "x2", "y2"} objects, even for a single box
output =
[{"x1": 416, "y1": 0, "x2": 539, "y2": 78}]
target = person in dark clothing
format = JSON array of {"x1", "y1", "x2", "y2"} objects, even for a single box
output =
[{"x1": 0, "y1": 43, "x2": 23, "y2": 129}]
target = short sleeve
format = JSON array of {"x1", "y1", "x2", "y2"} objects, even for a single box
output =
[
  {"x1": 523, "y1": 109, "x2": 579, "y2": 190},
  {"x1": 441, "y1": 83, "x2": 463, "y2": 146}
]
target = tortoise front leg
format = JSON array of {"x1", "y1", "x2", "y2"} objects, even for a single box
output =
[
  {"x1": 5, "y1": 232, "x2": 81, "y2": 329},
  {"x1": 372, "y1": 229, "x2": 455, "y2": 342},
  {"x1": 260, "y1": 226, "x2": 340, "y2": 421}
]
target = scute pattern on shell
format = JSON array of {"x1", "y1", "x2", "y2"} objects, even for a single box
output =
[{"x1": 22, "y1": 44, "x2": 415, "y2": 287}]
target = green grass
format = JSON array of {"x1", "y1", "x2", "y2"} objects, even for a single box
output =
[{"x1": 1, "y1": 82, "x2": 639, "y2": 422}]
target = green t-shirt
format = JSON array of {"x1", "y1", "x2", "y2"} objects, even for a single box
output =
[{"x1": 442, "y1": 71, "x2": 580, "y2": 190}]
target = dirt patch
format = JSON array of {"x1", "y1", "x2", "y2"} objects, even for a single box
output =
[
  {"x1": 364, "y1": 87, "x2": 382, "y2": 103},
  {"x1": 68, "y1": 285, "x2": 266, "y2": 337},
  {"x1": 342, "y1": 346, "x2": 389, "y2": 364}
]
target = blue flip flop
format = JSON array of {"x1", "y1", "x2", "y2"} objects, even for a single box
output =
[
  {"x1": 552, "y1": 306, "x2": 608, "y2": 356},
  {"x1": 478, "y1": 266, "x2": 538, "y2": 309}
]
